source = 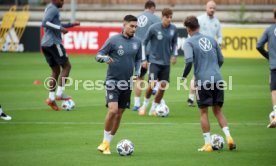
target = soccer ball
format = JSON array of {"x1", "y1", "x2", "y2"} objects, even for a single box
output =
[
  {"x1": 269, "y1": 111, "x2": 275, "y2": 122},
  {"x1": 155, "y1": 104, "x2": 170, "y2": 117},
  {"x1": 211, "y1": 134, "x2": 224, "y2": 150},
  {"x1": 61, "y1": 99, "x2": 75, "y2": 111},
  {"x1": 116, "y1": 139, "x2": 134, "y2": 156}
]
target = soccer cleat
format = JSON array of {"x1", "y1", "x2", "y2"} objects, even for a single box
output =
[
  {"x1": 132, "y1": 106, "x2": 140, "y2": 111},
  {"x1": 138, "y1": 106, "x2": 146, "y2": 116},
  {"x1": 0, "y1": 113, "x2": 12, "y2": 121},
  {"x1": 267, "y1": 117, "x2": 276, "y2": 128},
  {"x1": 46, "y1": 99, "x2": 60, "y2": 111},
  {"x1": 148, "y1": 109, "x2": 157, "y2": 116},
  {"x1": 227, "y1": 136, "x2": 236, "y2": 150},
  {"x1": 198, "y1": 143, "x2": 213, "y2": 152},
  {"x1": 56, "y1": 94, "x2": 72, "y2": 101},
  {"x1": 187, "y1": 99, "x2": 195, "y2": 107},
  {"x1": 97, "y1": 140, "x2": 111, "y2": 154}
]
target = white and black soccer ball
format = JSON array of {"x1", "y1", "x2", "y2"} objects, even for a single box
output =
[
  {"x1": 269, "y1": 111, "x2": 275, "y2": 122},
  {"x1": 61, "y1": 99, "x2": 75, "y2": 111},
  {"x1": 155, "y1": 104, "x2": 170, "y2": 117},
  {"x1": 116, "y1": 139, "x2": 134, "y2": 156},
  {"x1": 211, "y1": 134, "x2": 224, "y2": 150}
]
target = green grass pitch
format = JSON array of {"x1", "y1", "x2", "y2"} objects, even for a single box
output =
[{"x1": 0, "y1": 53, "x2": 275, "y2": 166}]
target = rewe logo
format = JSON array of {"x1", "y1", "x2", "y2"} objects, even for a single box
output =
[
  {"x1": 199, "y1": 37, "x2": 212, "y2": 51},
  {"x1": 64, "y1": 31, "x2": 99, "y2": 49},
  {"x1": 137, "y1": 15, "x2": 148, "y2": 28}
]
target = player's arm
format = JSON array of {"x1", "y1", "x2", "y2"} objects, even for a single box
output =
[
  {"x1": 95, "y1": 38, "x2": 113, "y2": 64},
  {"x1": 134, "y1": 42, "x2": 142, "y2": 77},
  {"x1": 62, "y1": 21, "x2": 80, "y2": 28},
  {"x1": 256, "y1": 29, "x2": 269, "y2": 60},
  {"x1": 42, "y1": 7, "x2": 65, "y2": 32},
  {"x1": 182, "y1": 41, "x2": 193, "y2": 79},
  {"x1": 171, "y1": 27, "x2": 178, "y2": 64},
  {"x1": 216, "y1": 42, "x2": 224, "y2": 67},
  {"x1": 142, "y1": 26, "x2": 152, "y2": 62},
  {"x1": 217, "y1": 21, "x2": 223, "y2": 46}
]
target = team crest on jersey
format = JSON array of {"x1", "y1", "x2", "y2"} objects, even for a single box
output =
[
  {"x1": 157, "y1": 31, "x2": 163, "y2": 40},
  {"x1": 132, "y1": 43, "x2": 138, "y2": 50},
  {"x1": 170, "y1": 30, "x2": 175, "y2": 36},
  {"x1": 199, "y1": 37, "x2": 212, "y2": 52},
  {"x1": 117, "y1": 45, "x2": 124, "y2": 56},
  {"x1": 109, "y1": 94, "x2": 113, "y2": 100},
  {"x1": 274, "y1": 28, "x2": 276, "y2": 36},
  {"x1": 138, "y1": 15, "x2": 148, "y2": 27}
]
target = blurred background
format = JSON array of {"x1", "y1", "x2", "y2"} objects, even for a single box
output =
[{"x1": 0, "y1": 0, "x2": 275, "y2": 56}]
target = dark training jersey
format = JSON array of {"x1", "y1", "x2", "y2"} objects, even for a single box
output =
[
  {"x1": 142, "y1": 22, "x2": 178, "y2": 66},
  {"x1": 256, "y1": 24, "x2": 276, "y2": 70},
  {"x1": 41, "y1": 3, "x2": 74, "y2": 47},
  {"x1": 96, "y1": 34, "x2": 142, "y2": 84},
  {"x1": 183, "y1": 32, "x2": 224, "y2": 86}
]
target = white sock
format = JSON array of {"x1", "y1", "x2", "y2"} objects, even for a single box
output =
[
  {"x1": 189, "y1": 94, "x2": 194, "y2": 101},
  {"x1": 134, "y1": 96, "x2": 140, "y2": 107},
  {"x1": 150, "y1": 102, "x2": 158, "y2": 111},
  {"x1": 142, "y1": 97, "x2": 150, "y2": 107},
  {"x1": 49, "y1": 92, "x2": 55, "y2": 101},
  {"x1": 56, "y1": 86, "x2": 64, "y2": 96},
  {"x1": 273, "y1": 105, "x2": 276, "y2": 116},
  {"x1": 203, "y1": 132, "x2": 211, "y2": 144},
  {"x1": 222, "y1": 127, "x2": 231, "y2": 137},
  {"x1": 103, "y1": 130, "x2": 112, "y2": 143},
  {"x1": 161, "y1": 99, "x2": 166, "y2": 105}
]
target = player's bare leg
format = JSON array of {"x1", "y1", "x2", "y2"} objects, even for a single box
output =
[
  {"x1": 46, "y1": 65, "x2": 60, "y2": 111},
  {"x1": 138, "y1": 80, "x2": 155, "y2": 116},
  {"x1": 97, "y1": 102, "x2": 119, "y2": 154},
  {"x1": 268, "y1": 90, "x2": 276, "y2": 128},
  {"x1": 133, "y1": 76, "x2": 144, "y2": 111},
  {"x1": 198, "y1": 107, "x2": 213, "y2": 152},
  {"x1": 56, "y1": 60, "x2": 72, "y2": 100},
  {"x1": 213, "y1": 105, "x2": 236, "y2": 150}
]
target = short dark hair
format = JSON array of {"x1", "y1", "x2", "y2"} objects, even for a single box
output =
[
  {"x1": 184, "y1": 16, "x2": 200, "y2": 31},
  {"x1": 145, "y1": 0, "x2": 156, "y2": 9},
  {"x1": 162, "y1": 8, "x2": 173, "y2": 17},
  {"x1": 124, "y1": 15, "x2": 137, "y2": 22},
  {"x1": 274, "y1": 8, "x2": 276, "y2": 19}
]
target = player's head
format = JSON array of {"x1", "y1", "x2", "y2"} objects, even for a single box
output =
[
  {"x1": 206, "y1": 0, "x2": 216, "y2": 17},
  {"x1": 52, "y1": 0, "x2": 64, "y2": 8},
  {"x1": 123, "y1": 15, "x2": 138, "y2": 38},
  {"x1": 184, "y1": 16, "x2": 200, "y2": 35},
  {"x1": 144, "y1": 0, "x2": 156, "y2": 13},
  {"x1": 162, "y1": 8, "x2": 173, "y2": 27}
]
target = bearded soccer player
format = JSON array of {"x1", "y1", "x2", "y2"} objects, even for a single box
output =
[
  {"x1": 182, "y1": 16, "x2": 236, "y2": 152},
  {"x1": 96, "y1": 15, "x2": 141, "y2": 154},
  {"x1": 256, "y1": 8, "x2": 276, "y2": 128},
  {"x1": 41, "y1": 0, "x2": 80, "y2": 110}
]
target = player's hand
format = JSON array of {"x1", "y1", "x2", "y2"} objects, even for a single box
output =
[
  {"x1": 72, "y1": 21, "x2": 80, "y2": 26},
  {"x1": 171, "y1": 56, "x2": 177, "y2": 65},
  {"x1": 62, "y1": 28, "x2": 68, "y2": 34},
  {"x1": 106, "y1": 57, "x2": 113, "y2": 64},
  {"x1": 142, "y1": 61, "x2": 148, "y2": 69}
]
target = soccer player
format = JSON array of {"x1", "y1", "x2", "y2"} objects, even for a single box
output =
[
  {"x1": 0, "y1": 105, "x2": 11, "y2": 121},
  {"x1": 133, "y1": 0, "x2": 161, "y2": 111},
  {"x1": 187, "y1": 0, "x2": 223, "y2": 107},
  {"x1": 256, "y1": 8, "x2": 276, "y2": 128},
  {"x1": 41, "y1": 0, "x2": 80, "y2": 110},
  {"x1": 138, "y1": 8, "x2": 178, "y2": 116},
  {"x1": 182, "y1": 16, "x2": 236, "y2": 152},
  {"x1": 96, "y1": 15, "x2": 141, "y2": 154}
]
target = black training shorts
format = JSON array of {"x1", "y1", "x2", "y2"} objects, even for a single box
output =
[{"x1": 42, "y1": 44, "x2": 68, "y2": 67}]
